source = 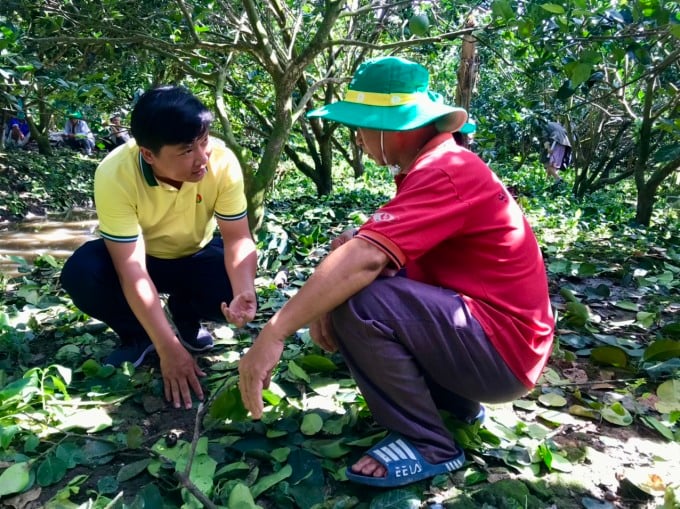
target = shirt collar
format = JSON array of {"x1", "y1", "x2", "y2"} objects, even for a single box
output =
[{"x1": 138, "y1": 151, "x2": 159, "y2": 187}]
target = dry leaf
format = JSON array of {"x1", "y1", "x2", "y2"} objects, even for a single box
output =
[
  {"x1": 2, "y1": 487, "x2": 41, "y2": 509},
  {"x1": 563, "y1": 367, "x2": 588, "y2": 384}
]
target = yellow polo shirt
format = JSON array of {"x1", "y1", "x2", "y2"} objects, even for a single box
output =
[{"x1": 94, "y1": 138, "x2": 247, "y2": 259}]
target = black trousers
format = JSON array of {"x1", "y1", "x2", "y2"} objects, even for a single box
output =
[{"x1": 60, "y1": 238, "x2": 233, "y2": 344}]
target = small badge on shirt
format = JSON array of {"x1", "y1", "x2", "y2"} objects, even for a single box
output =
[
  {"x1": 196, "y1": 193, "x2": 203, "y2": 204},
  {"x1": 372, "y1": 212, "x2": 396, "y2": 222}
]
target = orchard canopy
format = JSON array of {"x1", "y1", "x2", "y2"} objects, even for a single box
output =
[{"x1": 1, "y1": 0, "x2": 678, "y2": 227}]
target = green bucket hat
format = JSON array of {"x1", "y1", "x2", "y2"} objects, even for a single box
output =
[
  {"x1": 307, "y1": 56, "x2": 467, "y2": 132},
  {"x1": 68, "y1": 111, "x2": 83, "y2": 119}
]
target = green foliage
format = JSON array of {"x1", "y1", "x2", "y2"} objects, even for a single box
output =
[
  {"x1": 1, "y1": 86, "x2": 679, "y2": 507},
  {"x1": 0, "y1": 149, "x2": 94, "y2": 221}
]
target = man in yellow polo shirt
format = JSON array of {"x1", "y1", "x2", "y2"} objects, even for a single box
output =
[{"x1": 60, "y1": 86, "x2": 257, "y2": 410}]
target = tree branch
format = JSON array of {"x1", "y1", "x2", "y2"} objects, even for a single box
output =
[
  {"x1": 292, "y1": 77, "x2": 348, "y2": 123},
  {"x1": 325, "y1": 26, "x2": 479, "y2": 50},
  {"x1": 176, "y1": 0, "x2": 200, "y2": 44}
]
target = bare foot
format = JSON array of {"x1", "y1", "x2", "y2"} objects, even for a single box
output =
[{"x1": 350, "y1": 455, "x2": 386, "y2": 478}]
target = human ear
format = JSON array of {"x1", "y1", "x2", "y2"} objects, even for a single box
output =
[{"x1": 139, "y1": 147, "x2": 156, "y2": 165}]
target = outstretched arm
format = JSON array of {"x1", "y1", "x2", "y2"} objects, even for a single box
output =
[
  {"x1": 239, "y1": 238, "x2": 389, "y2": 418},
  {"x1": 105, "y1": 238, "x2": 205, "y2": 409},
  {"x1": 218, "y1": 216, "x2": 258, "y2": 327}
]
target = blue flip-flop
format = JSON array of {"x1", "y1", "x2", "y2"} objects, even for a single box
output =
[{"x1": 345, "y1": 433, "x2": 466, "y2": 488}]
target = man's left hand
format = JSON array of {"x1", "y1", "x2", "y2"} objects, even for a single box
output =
[
  {"x1": 221, "y1": 291, "x2": 257, "y2": 327},
  {"x1": 238, "y1": 334, "x2": 284, "y2": 419},
  {"x1": 310, "y1": 313, "x2": 338, "y2": 352}
]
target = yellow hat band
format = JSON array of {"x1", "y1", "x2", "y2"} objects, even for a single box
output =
[{"x1": 345, "y1": 90, "x2": 423, "y2": 107}]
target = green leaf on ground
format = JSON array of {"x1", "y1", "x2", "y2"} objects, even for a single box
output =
[
  {"x1": 524, "y1": 423, "x2": 552, "y2": 440},
  {"x1": 132, "y1": 484, "x2": 165, "y2": 508},
  {"x1": 80, "y1": 358, "x2": 101, "y2": 377},
  {"x1": 250, "y1": 464, "x2": 292, "y2": 498},
  {"x1": 298, "y1": 354, "x2": 337, "y2": 373},
  {"x1": 513, "y1": 399, "x2": 538, "y2": 411},
  {"x1": 287, "y1": 360, "x2": 311, "y2": 383},
  {"x1": 549, "y1": 452, "x2": 574, "y2": 472},
  {"x1": 126, "y1": 425, "x2": 144, "y2": 449},
  {"x1": 228, "y1": 482, "x2": 261, "y2": 509},
  {"x1": 643, "y1": 340, "x2": 680, "y2": 361},
  {"x1": 569, "y1": 405, "x2": 600, "y2": 420},
  {"x1": 591, "y1": 345, "x2": 628, "y2": 367},
  {"x1": 640, "y1": 415, "x2": 675, "y2": 441},
  {"x1": 117, "y1": 458, "x2": 152, "y2": 483},
  {"x1": 346, "y1": 432, "x2": 387, "y2": 447},
  {"x1": 97, "y1": 475, "x2": 118, "y2": 494},
  {"x1": 301, "y1": 413, "x2": 324, "y2": 435},
  {"x1": 655, "y1": 379, "x2": 680, "y2": 413},
  {"x1": 215, "y1": 461, "x2": 250, "y2": 480},
  {"x1": 369, "y1": 488, "x2": 421, "y2": 509},
  {"x1": 209, "y1": 385, "x2": 248, "y2": 422},
  {"x1": 661, "y1": 322, "x2": 680, "y2": 339},
  {"x1": 614, "y1": 301, "x2": 638, "y2": 311},
  {"x1": 303, "y1": 438, "x2": 351, "y2": 459},
  {"x1": 270, "y1": 447, "x2": 291, "y2": 463},
  {"x1": 559, "y1": 287, "x2": 578, "y2": 302},
  {"x1": 288, "y1": 448, "x2": 325, "y2": 508},
  {"x1": 601, "y1": 402, "x2": 633, "y2": 426},
  {"x1": 0, "y1": 425, "x2": 19, "y2": 449},
  {"x1": 37, "y1": 455, "x2": 67, "y2": 487},
  {"x1": 539, "y1": 393, "x2": 568, "y2": 407},
  {"x1": 181, "y1": 453, "x2": 217, "y2": 497},
  {"x1": 0, "y1": 462, "x2": 32, "y2": 497},
  {"x1": 577, "y1": 262, "x2": 598, "y2": 276},
  {"x1": 565, "y1": 301, "x2": 589, "y2": 326}
]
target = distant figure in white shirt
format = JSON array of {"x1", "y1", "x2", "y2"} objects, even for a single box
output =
[{"x1": 62, "y1": 111, "x2": 96, "y2": 155}]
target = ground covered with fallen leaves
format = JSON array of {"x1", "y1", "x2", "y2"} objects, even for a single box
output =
[{"x1": 1, "y1": 163, "x2": 678, "y2": 509}]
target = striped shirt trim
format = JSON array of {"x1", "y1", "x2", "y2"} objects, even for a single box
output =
[
  {"x1": 100, "y1": 231, "x2": 139, "y2": 243},
  {"x1": 138, "y1": 152, "x2": 158, "y2": 187},
  {"x1": 215, "y1": 210, "x2": 248, "y2": 221},
  {"x1": 355, "y1": 233, "x2": 404, "y2": 268}
]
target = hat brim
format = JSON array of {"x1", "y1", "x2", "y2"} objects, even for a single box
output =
[
  {"x1": 308, "y1": 99, "x2": 467, "y2": 133},
  {"x1": 459, "y1": 122, "x2": 477, "y2": 135}
]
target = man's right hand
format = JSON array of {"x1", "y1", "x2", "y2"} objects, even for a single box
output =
[
  {"x1": 330, "y1": 229, "x2": 356, "y2": 251},
  {"x1": 159, "y1": 343, "x2": 206, "y2": 409}
]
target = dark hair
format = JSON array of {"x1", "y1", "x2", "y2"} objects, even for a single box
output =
[{"x1": 130, "y1": 86, "x2": 213, "y2": 153}]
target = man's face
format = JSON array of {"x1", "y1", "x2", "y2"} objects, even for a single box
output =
[
  {"x1": 355, "y1": 128, "x2": 385, "y2": 165},
  {"x1": 141, "y1": 133, "x2": 212, "y2": 184}
]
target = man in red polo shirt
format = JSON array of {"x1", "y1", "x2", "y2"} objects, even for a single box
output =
[{"x1": 237, "y1": 56, "x2": 554, "y2": 488}]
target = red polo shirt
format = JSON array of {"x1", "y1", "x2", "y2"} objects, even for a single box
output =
[{"x1": 356, "y1": 133, "x2": 554, "y2": 388}]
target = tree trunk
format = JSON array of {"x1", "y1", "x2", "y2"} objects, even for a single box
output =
[
  {"x1": 635, "y1": 156, "x2": 680, "y2": 226},
  {"x1": 455, "y1": 18, "x2": 478, "y2": 115},
  {"x1": 633, "y1": 79, "x2": 655, "y2": 226},
  {"x1": 635, "y1": 188, "x2": 655, "y2": 227},
  {"x1": 27, "y1": 116, "x2": 52, "y2": 156},
  {"x1": 246, "y1": 124, "x2": 288, "y2": 231},
  {"x1": 315, "y1": 132, "x2": 333, "y2": 195}
]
